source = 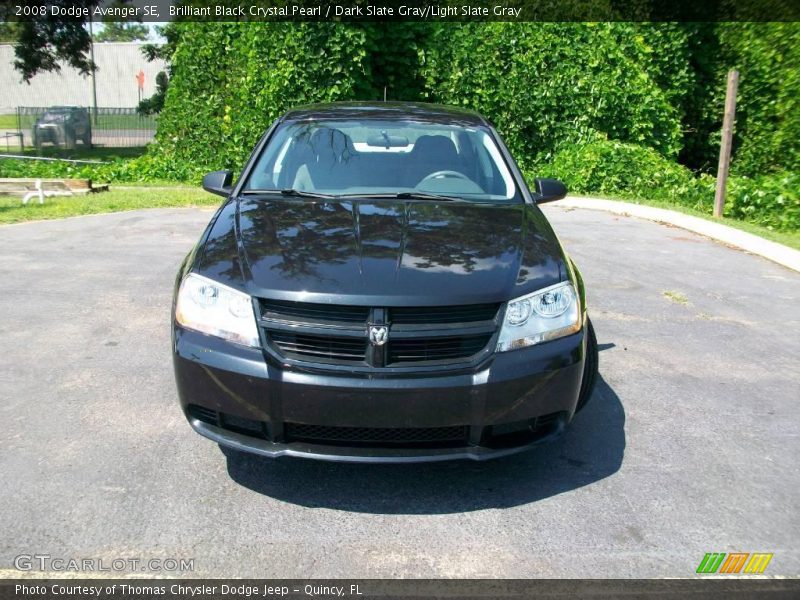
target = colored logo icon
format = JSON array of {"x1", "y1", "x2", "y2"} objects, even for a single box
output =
[{"x1": 696, "y1": 552, "x2": 773, "y2": 574}]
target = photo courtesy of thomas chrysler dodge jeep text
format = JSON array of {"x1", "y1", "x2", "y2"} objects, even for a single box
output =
[{"x1": 172, "y1": 102, "x2": 598, "y2": 463}]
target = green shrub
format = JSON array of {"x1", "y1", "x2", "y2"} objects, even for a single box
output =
[
  {"x1": 541, "y1": 138, "x2": 710, "y2": 205},
  {"x1": 420, "y1": 22, "x2": 683, "y2": 170},
  {"x1": 541, "y1": 139, "x2": 799, "y2": 231},
  {"x1": 725, "y1": 173, "x2": 800, "y2": 231},
  {"x1": 716, "y1": 23, "x2": 800, "y2": 177},
  {"x1": 145, "y1": 22, "x2": 415, "y2": 181}
]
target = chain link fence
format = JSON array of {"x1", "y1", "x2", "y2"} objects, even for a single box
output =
[{"x1": 8, "y1": 107, "x2": 157, "y2": 151}]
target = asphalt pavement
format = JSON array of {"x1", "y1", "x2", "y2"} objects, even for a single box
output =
[{"x1": 1, "y1": 205, "x2": 798, "y2": 578}]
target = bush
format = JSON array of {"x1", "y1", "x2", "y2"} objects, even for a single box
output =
[
  {"x1": 716, "y1": 23, "x2": 800, "y2": 177},
  {"x1": 542, "y1": 139, "x2": 799, "y2": 231},
  {"x1": 0, "y1": 154, "x2": 174, "y2": 183},
  {"x1": 541, "y1": 138, "x2": 711, "y2": 205},
  {"x1": 725, "y1": 173, "x2": 800, "y2": 231},
  {"x1": 145, "y1": 22, "x2": 427, "y2": 181},
  {"x1": 420, "y1": 22, "x2": 683, "y2": 170}
]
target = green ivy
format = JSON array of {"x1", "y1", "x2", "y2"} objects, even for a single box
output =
[
  {"x1": 145, "y1": 22, "x2": 408, "y2": 180},
  {"x1": 542, "y1": 139, "x2": 799, "y2": 231},
  {"x1": 419, "y1": 23, "x2": 684, "y2": 170}
]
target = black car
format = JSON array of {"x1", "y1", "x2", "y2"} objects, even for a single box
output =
[
  {"x1": 172, "y1": 102, "x2": 598, "y2": 462},
  {"x1": 32, "y1": 106, "x2": 92, "y2": 150}
]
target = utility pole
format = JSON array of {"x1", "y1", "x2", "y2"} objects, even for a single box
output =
[
  {"x1": 714, "y1": 70, "x2": 739, "y2": 218},
  {"x1": 88, "y1": 17, "x2": 99, "y2": 125}
]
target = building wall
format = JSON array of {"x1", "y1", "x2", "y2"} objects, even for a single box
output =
[{"x1": 0, "y1": 43, "x2": 167, "y2": 113}]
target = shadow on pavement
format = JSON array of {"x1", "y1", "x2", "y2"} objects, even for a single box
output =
[{"x1": 222, "y1": 375, "x2": 625, "y2": 514}]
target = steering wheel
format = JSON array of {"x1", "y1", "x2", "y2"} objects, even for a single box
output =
[{"x1": 417, "y1": 170, "x2": 472, "y2": 186}]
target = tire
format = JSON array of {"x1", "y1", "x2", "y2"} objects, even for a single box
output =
[
  {"x1": 32, "y1": 131, "x2": 41, "y2": 150},
  {"x1": 575, "y1": 317, "x2": 598, "y2": 413},
  {"x1": 63, "y1": 128, "x2": 76, "y2": 150}
]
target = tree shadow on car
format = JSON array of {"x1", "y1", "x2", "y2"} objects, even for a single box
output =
[{"x1": 221, "y1": 374, "x2": 625, "y2": 515}]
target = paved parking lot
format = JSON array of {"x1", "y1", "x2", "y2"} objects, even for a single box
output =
[{"x1": 1, "y1": 205, "x2": 798, "y2": 578}]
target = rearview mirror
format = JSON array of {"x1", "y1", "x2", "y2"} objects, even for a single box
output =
[
  {"x1": 202, "y1": 170, "x2": 234, "y2": 197},
  {"x1": 533, "y1": 178, "x2": 567, "y2": 203}
]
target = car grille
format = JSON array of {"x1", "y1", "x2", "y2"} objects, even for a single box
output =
[
  {"x1": 268, "y1": 331, "x2": 368, "y2": 363},
  {"x1": 186, "y1": 405, "x2": 470, "y2": 448},
  {"x1": 261, "y1": 299, "x2": 370, "y2": 324},
  {"x1": 388, "y1": 303, "x2": 500, "y2": 325},
  {"x1": 387, "y1": 333, "x2": 494, "y2": 363},
  {"x1": 284, "y1": 423, "x2": 469, "y2": 447},
  {"x1": 258, "y1": 299, "x2": 501, "y2": 369}
]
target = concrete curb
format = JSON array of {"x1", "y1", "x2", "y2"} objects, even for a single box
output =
[{"x1": 554, "y1": 196, "x2": 800, "y2": 274}]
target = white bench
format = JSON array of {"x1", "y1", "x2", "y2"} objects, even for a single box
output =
[
  {"x1": 22, "y1": 178, "x2": 74, "y2": 205},
  {"x1": 0, "y1": 177, "x2": 95, "y2": 204}
]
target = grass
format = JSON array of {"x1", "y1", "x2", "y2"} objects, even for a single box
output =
[
  {"x1": 0, "y1": 114, "x2": 20, "y2": 129},
  {"x1": 578, "y1": 193, "x2": 800, "y2": 251},
  {"x1": 0, "y1": 186, "x2": 219, "y2": 225},
  {"x1": 663, "y1": 290, "x2": 689, "y2": 305},
  {"x1": 0, "y1": 113, "x2": 156, "y2": 131}
]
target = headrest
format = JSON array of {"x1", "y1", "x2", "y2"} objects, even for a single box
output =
[
  {"x1": 411, "y1": 135, "x2": 458, "y2": 161},
  {"x1": 309, "y1": 127, "x2": 354, "y2": 160}
]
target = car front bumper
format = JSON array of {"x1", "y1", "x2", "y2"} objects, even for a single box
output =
[{"x1": 173, "y1": 325, "x2": 586, "y2": 463}]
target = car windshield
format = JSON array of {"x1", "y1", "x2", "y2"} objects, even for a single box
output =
[{"x1": 244, "y1": 120, "x2": 519, "y2": 202}]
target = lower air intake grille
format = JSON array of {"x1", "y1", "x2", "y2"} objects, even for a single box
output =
[
  {"x1": 187, "y1": 404, "x2": 218, "y2": 424},
  {"x1": 285, "y1": 422, "x2": 469, "y2": 447}
]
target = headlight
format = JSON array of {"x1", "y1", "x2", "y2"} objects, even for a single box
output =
[
  {"x1": 175, "y1": 273, "x2": 260, "y2": 347},
  {"x1": 496, "y1": 282, "x2": 581, "y2": 352}
]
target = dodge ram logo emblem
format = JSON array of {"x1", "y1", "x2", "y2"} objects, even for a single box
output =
[{"x1": 369, "y1": 326, "x2": 388, "y2": 346}]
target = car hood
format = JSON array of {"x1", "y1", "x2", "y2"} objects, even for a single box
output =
[{"x1": 198, "y1": 198, "x2": 566, "y2": 306}]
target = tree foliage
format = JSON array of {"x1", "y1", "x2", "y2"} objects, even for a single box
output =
[
  {"x1": 0, "y1": 21, "x2": 21, "y2": 43},
  {"x1": 420, "y1": 22, "x2": 683, "y2": 171},
  {"x1": 93, "y1": 21, "x2": 148, "y2": 43},
  {"x1": 137, "y1": 71, "x2": 168, "y2": 115},
  {"x1": 12, "y1": 16, "x2": 95, "y2": 82},
  {"x1": 716, "y1": 23, "x2": 800, "y2": 176},
  {"x1": 147, "y1": 23, "x2": 403, "y2": 179}
]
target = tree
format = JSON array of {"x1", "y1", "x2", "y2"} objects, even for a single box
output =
[
  {"x1": 137, "y1": 70, "x2": 169, "y2": 115},
  {"x1": 0, "y1": 21, "x2": 20, "y2": 43},
  {"x1": 12, "y1": 17, "x2": 95, "y2": 82},
  {"x1": 5, "y1": 0, "x2": 132, "y2": 81},
  {"x1": 94, "y1": 21, "x2": 148, "y2": 43}
]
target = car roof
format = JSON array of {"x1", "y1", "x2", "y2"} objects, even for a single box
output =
[{"x1": 281, "y1": 102, "x2": 490, "y2": 127}]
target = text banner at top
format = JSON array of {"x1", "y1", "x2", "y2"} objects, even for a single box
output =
[{"x1": 4, "y1": 0, "x2": 800, "y2": 23}]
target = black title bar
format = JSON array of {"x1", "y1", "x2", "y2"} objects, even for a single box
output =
[
  {"x1": 2, "y1": 579, "x2": 800, "y2": 600},
  {"x1": 3, "y1": 0, "x2": 800, "y2": 22}
]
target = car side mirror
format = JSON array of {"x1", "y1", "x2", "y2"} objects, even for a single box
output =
[
  {"x1": 202, "y1": 170, "x2": 234, "y2": 197},
  {"x1": 533, "y1": 178, "x2": 567, "y2": 203}
]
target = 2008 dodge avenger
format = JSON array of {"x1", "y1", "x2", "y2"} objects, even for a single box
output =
[{"x1": 172, "y1": 102, "x2": 598, "y2": 462}]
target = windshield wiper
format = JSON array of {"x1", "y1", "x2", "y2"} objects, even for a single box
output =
[
  {"x1": 339, "y1": 192, "x2": 462, "y2": 202},
  {"x1": 241, "y1": 189, "x2": 338, "y2": 200}
]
